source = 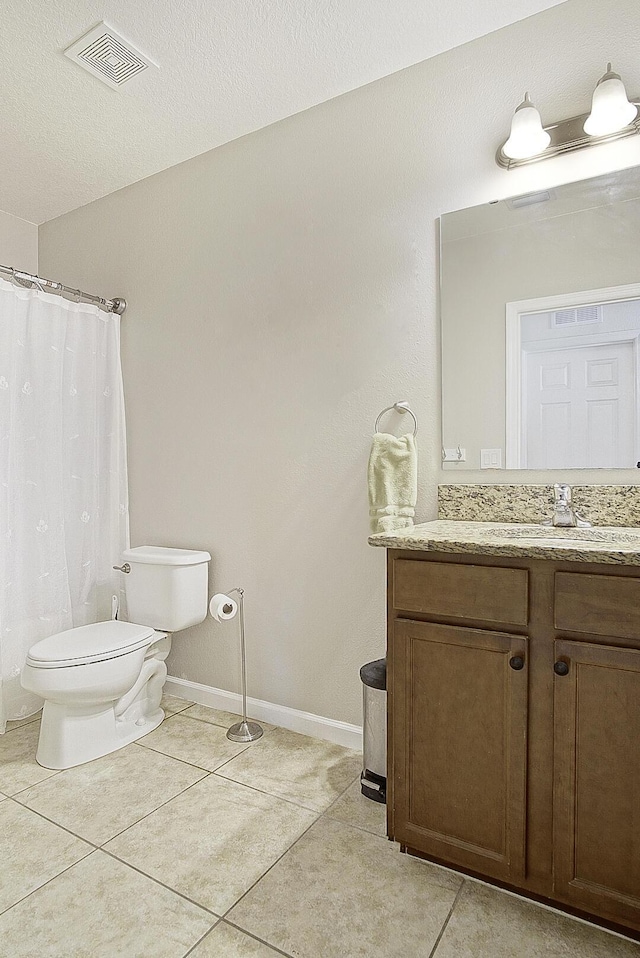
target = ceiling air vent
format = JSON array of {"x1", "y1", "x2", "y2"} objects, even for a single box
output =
[{"x1": 64, "y1": 22, "x2": 158, "y2": 90}]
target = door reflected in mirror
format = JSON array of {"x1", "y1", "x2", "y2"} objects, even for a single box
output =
[
  {"x1": 440, "y1": 165, "x2": 640, "y2": 471},
  {"x1": 507, "y1": 285, "x2": 640, "y2": 469}
]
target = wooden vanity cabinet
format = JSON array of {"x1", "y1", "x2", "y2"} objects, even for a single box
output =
[{"x1": 387, "y1": 550, "x2": 640, "y2": 938}]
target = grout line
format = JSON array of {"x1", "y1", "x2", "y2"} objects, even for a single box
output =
[
  {"x1": 134, "y1": 721, "x2": 351, "y2": 814},
  {"x1": 219, "y1": 772, "x2": 360, "y2": 925},
  {"x1": 161, "y1": 708, "x2": 278, "y2": 743},
  {"x1": 206, "y1": 744, "x2": 259, "y2": 773},
  {"x1": 314, "y1": 771, "x2": 391, "y2": 838},
  {"x1": 162, "y1": 702, "x2": 194, "y2": 715},
  {"x1": 219, "y1": 799, "x2": 370, "y2": 948},
  {"x1": 2, "y1": 715, "x2": 41, "y2": 734},
  {"x1": 427, "y1": 879, "x2": 465, "y2": 958},
  {"x1": 3, "y1": 751, "x2": 65, "y2": 799},
  {"x1": 95, "y1": 771, "x2": 320, "y2": 917},
  {"x1": 10, "y1": 744, "x2": 327, "y2": 856},
  {"x1": 459, "y1": 869, "x2": 640, "y2": 946},
  {"x1": 210, "y1": 763, "x2": 337, "y2": 815},
  {"x1": 210, "y1": 771, "x2": 320, "y2": 813},
  {"x1": 177, "y1": 708, "x2": 277, "y2": 734},
  {"x1": 315, "y1": 798, "x2": 434, "y2": 864},
  {"x1": 179, "y1": 919, "x2": 224, "y2": 958},
  {"x1": 99, "y1": 774, "x2": 210, "y2": 846},
  {"x1": 96, "y1": 777, "x2": 324, "y2": 933},
  {"x1": 220, "y1": 814, "x2": 321, "y2": 922},
  {"x1": 8, "y1": 759, "x2": 207, "y2": 850},
  {"x1": 1, "y1": 716, "x2": 359, "y2": 947},
  {"x1": 219, "y1": 919, "x2": 297, "y2": 957},
  {"x1": 319, "y1": 771, "x2": 362, "y2": 815},
  {"x1": 176, "y1": 712, "x2": 246, "y2": 731},
  {"x1": 127, "y1": 740, "x2": 217, "y2": 773},
  {"x1": 320, "y1": 813, "x2": 386, "y2": 839},
  {"x1": 303, "y1": 769, "x2": 361, "y2": 817},
  {"x1": 0, "y1": 844, "x2": 96, "y2": 917},
  {"x1": 3, "y1": 768, "x2": 64, "y2": 797},
  {"x1": 2, "y1": 834, "x2": 220, "y2": 937},
  {"x1": 6, "y1": 795, "x2": 100, "y2": 849},
  {"x1": 203, "y1": 744, "x2": 357, "y2": 814},
  {"x1": 99, "y1": 846, "x2": 222, "y2": 919},
  {"x1": 155, "y1": 706, "x2": 279, "y2": 741},
  {"x1": 134, "y1": 737, "x2": 250, "y2": 772}
]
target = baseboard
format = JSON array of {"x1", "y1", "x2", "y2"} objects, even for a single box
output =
[{"x1": 164, "y1": 675, "x2": 363, "y2": 752}]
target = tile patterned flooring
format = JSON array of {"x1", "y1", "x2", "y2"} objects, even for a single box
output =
[{"x1": 0, "y1": 696, "x2": 639, "y2": 957}]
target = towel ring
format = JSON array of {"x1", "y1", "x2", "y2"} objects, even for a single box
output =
[{"x1": 374, "y1": 401, "x2": 418, "y2": 437}]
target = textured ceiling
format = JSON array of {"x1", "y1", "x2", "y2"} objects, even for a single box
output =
[{"x1": 0, "y1": 0, "x2": 566, "y2": 224}]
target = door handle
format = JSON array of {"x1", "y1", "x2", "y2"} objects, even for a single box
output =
[
  {"x1": 509, "y1": 655, "x2": 525, "y2": 671},
  {"x1": 554, "y1": 660, "x2": 569, "y2": 676}
]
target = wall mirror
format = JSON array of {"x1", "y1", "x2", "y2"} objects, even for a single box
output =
[{"x1": 440, "y1": 165, "x2": 640, "y2": 470}]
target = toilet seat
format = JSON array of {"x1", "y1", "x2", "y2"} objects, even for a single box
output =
[{"x1": 26, "y1": 621, "x2": 156, "y2": 669}]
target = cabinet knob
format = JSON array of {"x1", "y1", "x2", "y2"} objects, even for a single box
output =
[
  {"x1": 554, "y1": 660, "x2": 569, "y2": 676},
  {"x1": 509, "y1": 655, "x2": 525, "y2": 671}
]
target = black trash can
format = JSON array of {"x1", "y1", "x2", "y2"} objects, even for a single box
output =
[{"x1": 360, "y1": 658, "x2": 386, "y2": 803}]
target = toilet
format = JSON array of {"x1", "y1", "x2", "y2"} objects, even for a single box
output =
[{"x1": 21, "y1": 545, "x2": 211, "y2": 770}]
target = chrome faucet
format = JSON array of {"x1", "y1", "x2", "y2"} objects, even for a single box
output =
[{"x1": 543, "y1": 483, "x2": 591, "y2": 528}]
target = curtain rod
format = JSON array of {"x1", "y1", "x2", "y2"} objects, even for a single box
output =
[{"x1": 0, "y1": 263, "x2": 126, "y2": 315}]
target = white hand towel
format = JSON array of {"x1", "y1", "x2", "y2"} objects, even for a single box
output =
[{"x1": 368, "y1": 432, "x2": 417, "y2": 534}]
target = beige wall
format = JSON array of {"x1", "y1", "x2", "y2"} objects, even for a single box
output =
[
  {"x1": 39, "y1": 0, "x2": 640, "y2": 725},
  {"x1": 0, "y1": 209, "x2": 37, "y2": 273}
]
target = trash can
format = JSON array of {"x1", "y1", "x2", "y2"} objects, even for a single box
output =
[{"x1": 360, "y1": 658, "x2": 386, "y2": 803}]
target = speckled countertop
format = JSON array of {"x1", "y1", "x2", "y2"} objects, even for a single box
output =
[
  {"x1": 368, "y1": 520, "x2": 640, "y2": 565},
  {"x1": 437, "y1": 484, "x2": 640, "y2": 527}
]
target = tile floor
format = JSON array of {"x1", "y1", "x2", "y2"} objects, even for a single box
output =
[{"x1": 1, "y1": 695, "x2": 639, "y2": 957}]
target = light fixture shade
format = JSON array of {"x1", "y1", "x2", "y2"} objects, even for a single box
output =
[
  {"x1": 502, "y1": 93, "x2": 551, "y2": 160},
  {"x1": 584, "y1": 63, "x2": 637, "y2": 137}
]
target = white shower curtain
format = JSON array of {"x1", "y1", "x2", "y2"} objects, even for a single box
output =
[{"x1": 0, "y1": 276, "x2": 129, "y2": 732}]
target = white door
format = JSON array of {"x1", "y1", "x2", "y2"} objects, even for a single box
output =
[{"x1": 524, "y1": 340, "x2": 637, "y2": 468}]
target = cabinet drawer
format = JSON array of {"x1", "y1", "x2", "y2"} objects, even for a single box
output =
[
  {"x1": 392, "y1": 559, "x2": 528, "y2": 627},
  {"x1": 555, "y1": 572, "x2": 640, "y2": 640}
]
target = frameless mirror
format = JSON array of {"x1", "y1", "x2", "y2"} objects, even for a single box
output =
[{"x1": 440, "y1": 165, "x2": 640, "y2": 470}]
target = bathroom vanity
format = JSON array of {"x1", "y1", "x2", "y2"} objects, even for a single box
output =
[{"x1": 370, "y1": 519, "x2": 640, "y2": 938}]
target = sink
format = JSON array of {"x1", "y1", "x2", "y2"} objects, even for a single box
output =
[{"x1": 484, "y1": 526, "x2": 640, "y2": 545}]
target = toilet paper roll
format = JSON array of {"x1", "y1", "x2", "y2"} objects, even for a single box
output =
[{"x1": 209, "y1": 593, "x2": 238, "y2": 622}]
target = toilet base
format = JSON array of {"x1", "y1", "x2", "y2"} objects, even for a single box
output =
[{"x1": 36, "y1": 701, "x2": 165, "y2": 770}]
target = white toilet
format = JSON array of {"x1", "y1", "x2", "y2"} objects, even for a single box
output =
[{"x1": 21, "y1": 545, "x2": 211, "y2": 770}]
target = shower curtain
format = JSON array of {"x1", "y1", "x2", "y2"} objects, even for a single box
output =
[{"x1": 0, "y1": 276, "x2": 129, "y2": 732}]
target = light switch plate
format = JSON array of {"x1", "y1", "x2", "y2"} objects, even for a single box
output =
[{"x1": 481, "y1": 448, "x2": 503, "y2": 469}]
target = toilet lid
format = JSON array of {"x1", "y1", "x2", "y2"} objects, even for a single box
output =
[{"x1": 26, "y1": 621, "x2": 156, "y2": 669}]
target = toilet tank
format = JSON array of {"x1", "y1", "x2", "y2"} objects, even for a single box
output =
[{"x1": 120, "y1": 546, "x2": 211, "y2": 632}]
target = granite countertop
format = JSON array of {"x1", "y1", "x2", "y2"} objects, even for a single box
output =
[{"x1": 368, "y1": 520, "x2": 640, "y2": 565}]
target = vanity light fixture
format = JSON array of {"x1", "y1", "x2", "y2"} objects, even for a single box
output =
[
  {"x1": 502, "y1": 93, "x2": 551, "y2": 160},
  {"x1": 583, "y1": 63, "x2": 638, "y2": 136},
  {"x1": 497, "y1": 63, "x2": 639, "y2": 169}
]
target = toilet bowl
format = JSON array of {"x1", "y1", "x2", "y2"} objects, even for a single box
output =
[
  {"x1": 21, "y1": 545, "x2": 211, "y2": 770},
  {"x1": 21, "y1": 621, "x2": 170, "y2": 769}
]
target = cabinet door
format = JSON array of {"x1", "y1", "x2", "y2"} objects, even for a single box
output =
[
  {"x1": 553, "y1": 640, "x2": 640, "y2": 926},
  {"x1": 392, "y1": 620, "x2": 528, "y2": 882}
]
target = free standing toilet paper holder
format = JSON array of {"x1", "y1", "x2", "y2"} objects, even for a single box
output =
[{"x1": 217, "y1": 587, "x2": 264, "y2": 744}]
